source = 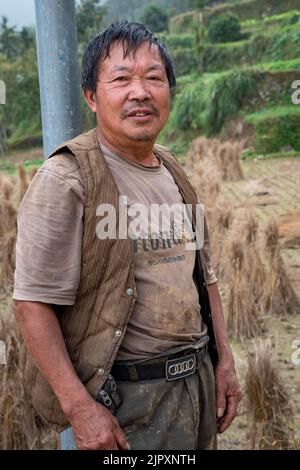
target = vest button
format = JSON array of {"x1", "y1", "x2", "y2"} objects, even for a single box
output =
[
  {"x1": 115, "y1": 329, "x2": 122, "y2": 337},
  {"x1": 98, "y1": 368, "x2": 104, "y2": 375},
  {"x1": 126, "y1": 288, "x2": 133, "y2": 296}
]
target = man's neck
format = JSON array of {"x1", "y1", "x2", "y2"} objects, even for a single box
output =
[{"x1": 96, "y1": 129, "x2": 159, "y2": 167}]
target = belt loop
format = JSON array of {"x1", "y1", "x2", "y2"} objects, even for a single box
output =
[{"x1": 127, "y1": 364, "x2": 139, "y2": 381}]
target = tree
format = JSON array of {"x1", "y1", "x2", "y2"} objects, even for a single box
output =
[
  {"x1": 0, "y1": 16, "x2": 19, "y2": 60},
  {"x1": 140, "y1": 4, "x2": 168, "y2": 33},
  {"x1": 208, "y1": 14, "x2": 242, "y2": 44},
  {"x1": 76, "y1": 0, "x2": 106, "y2": 44},
  {"x1": 19, "y1": 27, "x2": 35, "y2": 54},
  {"x1": 0, "y1": 18, "x2": 34, "y2": 60},
  {"x1": 0, "y1": 18, "x2": 40, "y2": 153},
  {"x1": 193, "y1": 1, "x2": 211, "y2": 74}
]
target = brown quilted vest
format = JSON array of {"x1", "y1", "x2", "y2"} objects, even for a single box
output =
[{"x1": 24, "y1": 128, "x2": 218, "y2": 431}]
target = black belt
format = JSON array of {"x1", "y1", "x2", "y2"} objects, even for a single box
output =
[{"x1": 111, "y1": 344, "x2": 207, "y2": 382}]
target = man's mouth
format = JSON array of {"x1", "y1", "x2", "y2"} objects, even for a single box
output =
[
  {"x1": 125, "y1": 106, "x2": 158, "y2": 122},
  {"x1": 126, "y1": 108, "x2": 155, "y2": 118},
  {"x1": 131, "y1": 112, "x2": 150, "y2": 117}
]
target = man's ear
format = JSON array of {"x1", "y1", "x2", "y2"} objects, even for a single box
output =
[{"x1": 83, "y1": 88, "x2": 97, "y2": 113}]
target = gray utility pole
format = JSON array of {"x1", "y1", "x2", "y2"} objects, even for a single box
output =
[{"x1": 35, "y1": 0, "x2": 82, "y2": 158}]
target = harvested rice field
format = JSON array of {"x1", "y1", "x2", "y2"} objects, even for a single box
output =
[{"x1": 0, "y1": 145, "x2": 299, "y2": 449}]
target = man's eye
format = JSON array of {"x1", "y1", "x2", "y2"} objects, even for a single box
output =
[
  {"x1": 114, "y1": 76, "x2": 129, "y2": 82},
  {"x1": 147, "y1": 76, "x2": 160, "y2": 81}
]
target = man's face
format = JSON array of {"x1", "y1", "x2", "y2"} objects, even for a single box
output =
[{"x1": 85, "y1": 41, "x2": 170, "y2": 147}]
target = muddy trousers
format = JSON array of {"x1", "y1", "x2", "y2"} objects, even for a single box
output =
[{"x1": 60, "y1": 353, "x2": 217, "y2": 450}]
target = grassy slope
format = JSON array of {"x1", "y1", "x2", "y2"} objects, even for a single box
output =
[{"x1": 160, "y1": 5, "x2": 300, "y2": 157}]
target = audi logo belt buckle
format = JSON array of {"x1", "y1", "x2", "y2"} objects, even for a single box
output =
[{"x1": 165, "y1": 353, "x2": 196, "y2": 381}]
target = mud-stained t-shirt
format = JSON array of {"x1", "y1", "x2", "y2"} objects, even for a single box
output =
[{"x1": 13, "y1": 143, "x2": 217, "y2": 359}]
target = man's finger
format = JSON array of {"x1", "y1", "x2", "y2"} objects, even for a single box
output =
[
  {"x1": 217, "y1": 413, "x2": 236, "y2": 433},
  {"x1": 114, "y1": 423, "x2": 130, "y2": 450},
  {"x1": 215, "y1": 384, "x2": 226, "y2": 418},
  {"x1": 217, "y1": 395, "x2": 239, "y2": 433}
]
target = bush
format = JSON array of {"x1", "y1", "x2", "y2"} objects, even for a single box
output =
[
  {"x1": 245, "y1": 107, "x2": 300, "y2": 154},
  {"x1": 208, "y1": 14, "x2": 242, "y2": 43}
]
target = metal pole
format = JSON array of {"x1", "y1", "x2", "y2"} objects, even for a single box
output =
[{"x1": 34, "y1": 0, "x2": 82, "y2": 158}]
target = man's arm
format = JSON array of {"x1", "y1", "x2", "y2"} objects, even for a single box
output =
[
  {"x1": 207, "y1": 282, "x2": 242, "y2": 434},
  {"x1": 13, "y1": 300, "x2": 130, "y2": 450}
]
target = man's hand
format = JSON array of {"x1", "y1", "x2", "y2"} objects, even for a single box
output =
[
  {"x1": 66, "y1": 396, "x2": 130, "y2": 450},
  {"x1": 214, "y1": 360, "x2": 242, "y2": 434}
]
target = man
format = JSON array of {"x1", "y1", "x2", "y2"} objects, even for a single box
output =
[{"x1": 13, "y1": 21, "x2": 241, "y2": 450}]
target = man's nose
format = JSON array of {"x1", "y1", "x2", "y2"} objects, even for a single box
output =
[{"x1": 128, "y1": 77, "x2": 151, "y2": 101}]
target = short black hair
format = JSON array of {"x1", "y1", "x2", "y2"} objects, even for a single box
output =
[{"x1": 81, "y1": 20, "x2": 176, "y2": 92}]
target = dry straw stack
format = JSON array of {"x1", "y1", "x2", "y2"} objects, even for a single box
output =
[
  {"x1": 185, "y1": 137, "x2": 237, "y2": 276},
  {"x1": 245, "y1": 338, "x2": 295, "y2": 449},
  {"x1": 186, "y1": 136, "x2": 299, "y2": 341},
  {"x1": 0, "y1": 175, "x2": 17, "y2": 290},
  {"x1": 264, "y1": 218, "x2": 300, "y2": 316},
  {"x1": 0, "y1": 166, "x2": 59, "y2": 449},
  {"x1": 186, "y1": 136, "x2": 299, "y2": 449},
  {"x1": 0, "y1": 166, "x2": 38, "y2": 291},
  {"x1": 185, "y1": 136, "x2": 244, "y2": 183},
  {"x1": 186, "y1": 137, "x2": 266, "y2": 339},
  {"x1": 0, "y1": 313, "x2": 59, "y2": 449},
  {"x1": 224, "y1": 212, "x2": 268, "y2": 340}
]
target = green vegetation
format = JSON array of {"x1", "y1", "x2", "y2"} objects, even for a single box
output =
[
  {"x1": 159, "y1": 33, "x2": 194, "y2": 48},
  {"x1": 0, "y1": 0, "x2": 108, "y2": 154},
  {"x1": 208, "y1": 14, "x2": 242, "y2": 43},
  {"x1": 245, "y1": 106, "x2": 300, "y2": 154},
  {"x1": 160, "y1": 69, "x2": 259, "y2": 154},
  {"x1": 207, "y1": 0, "x2": 300, "y2": 23},
  {"x1": 254, "y1": 58, "x2": 300, "y2": 72},
  {"x1": 204, "y1": 24, "x2": 300, "y2": 72},
  {"x1": 0, "y1": 157, "x2": 43, "y2": 175},
  {"x1": 104, "y1": 0, "x2": 194, "y2": 25},
  {"x1": 160, "y1": 57, "x2": 300, "y2": 156},
  {"x1": 169, "y1": 47, "x2": 198, "y2": 76},
  {"x1": 169, "y1": 11, "x2": 199, "y2": 34},
  {"x1": 140, "y1": 4, "x2": 168, "y2": 32},
  {"x1": 76, "y1": 0, "x2": 106, "y2": 43},
  {"x1": 0, "y1": 47, "x2": 41, "y2": 153},
  {"x1": 241, "y1": 10, "x2": 300, "y2": 32},
  {"x1": 158, "y1": 32, "x2": 198, "y2": 76},
  {"x1": 0, "y1": 0, "x2": 300, "y2": 160}
]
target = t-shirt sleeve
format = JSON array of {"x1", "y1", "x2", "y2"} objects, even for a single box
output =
[
  {"x1": 202, "y1": 216, "x2": 218, "y2": 285},
  {"x1": 13, "y1": 168, "x2": 83, "y2": 305}
]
